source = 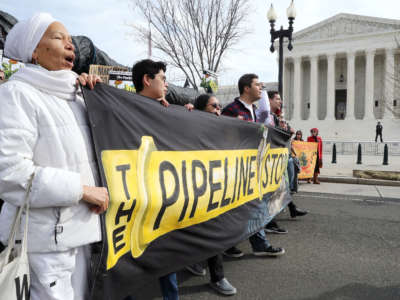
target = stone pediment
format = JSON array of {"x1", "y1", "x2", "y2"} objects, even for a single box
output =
[{"x1": 294, "y1": 13, "x2": 400, "y2": 42}]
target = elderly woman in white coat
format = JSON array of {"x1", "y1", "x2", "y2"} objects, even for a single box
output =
[{"x1": 0, "y1": 13, "x2": 109, "y2": 300}]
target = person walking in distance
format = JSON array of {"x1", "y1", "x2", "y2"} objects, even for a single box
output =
[{"x1": 375, "y1": 121, "x2": 383, "y2": 143}]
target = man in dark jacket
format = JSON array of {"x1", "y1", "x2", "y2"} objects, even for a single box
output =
[
  {"x1": 266, "y1": 91, "x2": 308, "y2": 219},
  {"x1": 222, "y1": 73, "x2": 285, "y2": 258},
  {"x1": 375, "y1": 121, "x2": 383, "y2": 142}
]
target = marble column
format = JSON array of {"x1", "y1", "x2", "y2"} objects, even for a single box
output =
[
  {"x1": 293, "y1": 56, "x2": 302, "y2": 120},
  {"x1": 309, "y1": 55, "x2": 319, "y2": 120},
  {"x1": 364, "y1": 49, "x2": 376, "y2": 119},
  {"x1": 326, "y1": 53, "x2": 336, "y2": 120},
  {"x1": 384, "y1": 48, "x2": 395, "y2": 119},
  {"x1": 346, "y1": 51, "x2": 356, "y2": 120}
]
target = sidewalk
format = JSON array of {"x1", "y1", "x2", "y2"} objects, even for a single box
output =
[
  {"x1": 318, "y1": 154, "x2": 400, "y2": 186},
  {"x1": 298, "y1": 154, "x2": 400, "y2": 200},
  {"x1": 298, "y1": 181, "x2": 400, "y2": 201}
]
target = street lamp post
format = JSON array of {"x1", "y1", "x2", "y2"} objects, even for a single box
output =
[{"x1": 267, "y1": 0, "x2": 296, "y2": 97}]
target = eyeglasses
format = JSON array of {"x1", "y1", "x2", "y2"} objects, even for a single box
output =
[{"x1": 208, "y1": 103, "x2": 221, "y2": 109}]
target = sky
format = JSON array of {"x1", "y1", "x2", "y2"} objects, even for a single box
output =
[{"x1": 2, "y1": 0, "x2": 400, "y2": 86}]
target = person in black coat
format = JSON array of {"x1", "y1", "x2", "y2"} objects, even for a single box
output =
[{"x1": 375, "y1": 121, "x2": 383, "y2": 143}]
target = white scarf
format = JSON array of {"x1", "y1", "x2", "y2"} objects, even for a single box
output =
[{"x1": 11, "y1": 64, "x2": 79, "y2": 101}]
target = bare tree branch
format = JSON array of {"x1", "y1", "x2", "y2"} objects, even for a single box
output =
[{"x1": 129, "y1": 0, "x2": 250, "y2": 89}]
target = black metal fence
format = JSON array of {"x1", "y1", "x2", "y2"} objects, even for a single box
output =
[{"x1": 324, "y1": 141, "x2": 400, "y2": 156}]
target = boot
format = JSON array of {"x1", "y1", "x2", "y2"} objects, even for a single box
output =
[
  {"x1": 307, "y1": 178, "x2": 312, "y2": 184},
  {"x1": 313, "y1": 173, "x2": 320, "y2": 184}
]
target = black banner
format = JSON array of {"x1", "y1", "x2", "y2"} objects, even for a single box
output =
[{"x1": 83, "y1": 84, "x2": 291, "y2": 300}]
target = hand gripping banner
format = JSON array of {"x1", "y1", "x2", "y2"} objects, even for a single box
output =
[{"x1": 83, "y1": 84, "x2": 292, "y2": 300}]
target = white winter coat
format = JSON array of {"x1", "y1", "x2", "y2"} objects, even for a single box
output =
[{"x1": 0, "y1": 64, "x2": 101, "y2": 252}]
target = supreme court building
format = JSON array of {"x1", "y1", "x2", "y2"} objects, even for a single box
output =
[{"x1": 281, "y1": 13, "x2": 400, "y2": 141}]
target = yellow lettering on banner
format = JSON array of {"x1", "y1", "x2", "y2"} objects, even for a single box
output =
[
  {"x1": 102, "y1": 150, "x2": 139, "y2": 270},
  {"x1": 102, "y1": 137, "x2": 288, "y2": 269},
  {"x1": 260, "y1": 148, "x2": 289, "y2": 193}
]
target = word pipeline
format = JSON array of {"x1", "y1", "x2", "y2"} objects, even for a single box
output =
[{"x1": 101, "y1": 136, "x2": 288, "y2": 269}]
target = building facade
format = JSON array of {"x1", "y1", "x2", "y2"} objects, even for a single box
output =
[{"x1": 282, "y1": 13, "x2": 400, "y2": 141}]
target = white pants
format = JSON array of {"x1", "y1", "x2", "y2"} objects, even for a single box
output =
[{"x1": 28, "y1": 245, "x2": 90, "y2": 300}]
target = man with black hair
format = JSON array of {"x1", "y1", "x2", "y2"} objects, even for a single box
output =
[
  {"x1": 131, "y1": 59, "x2": 178, "y2": 300},
  {"x1": 222, "y1": 73, "x2": 285, "y2": 257},
  {"x1": 131, "y1": 59, "x2": 168, "y2": 101},
  {"x1": 222, "y1": 73, "x2": 260, "y2": 121}
]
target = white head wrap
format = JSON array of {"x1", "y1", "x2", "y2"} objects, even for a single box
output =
[{"x1": 4, "y1": 12, "x2": 56, "y2": 63}]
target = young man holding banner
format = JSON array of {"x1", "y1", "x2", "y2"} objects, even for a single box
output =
[
  {"x1": 262, "y1": 91, "x2": 307, "y2": 219},
  {"x1": 131, "y1": 59, "x2": 178, "y2": 300},
  {"x1": 222, "y1": 73, "x2": 285, "y2": 257}
]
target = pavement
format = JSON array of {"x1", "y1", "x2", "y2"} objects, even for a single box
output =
[
  {"x1": 298, "y1": 181, "x2": 400, "y2": 202},
  {"x1": 299, "y1": 153, "x2": 400, "y2": 200},
  {"x1": 312, "y1": 153, "x2": 400, "y2": 186}
]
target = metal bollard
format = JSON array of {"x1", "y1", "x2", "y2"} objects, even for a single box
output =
[
  {"x1": 383, "y1": 144, "x2": 389, "y2": 165},
  {"x1": 356, "y1": 143, "x2": 362, "y2": 164},
  {"x1": 331, "y1": 143, "x2": 337, "y2": 164}
]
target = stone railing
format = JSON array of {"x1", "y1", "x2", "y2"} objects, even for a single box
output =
[{"x1": 323, "y1": 141, "x2": 400, "y2": 156}]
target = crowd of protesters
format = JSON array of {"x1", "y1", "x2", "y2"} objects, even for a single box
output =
[
  {"x1": 124, "y1": 63, "x2": 316, "y2": 300},
  {"x1": 0, "y1": 12, "x2": 324, "y2": 300}
]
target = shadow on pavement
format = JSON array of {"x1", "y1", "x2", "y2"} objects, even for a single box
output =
[
  {"x1": 300, "y1": 283, "x2": 400, "y2": 300},
  {"x1": 138, "y1": 269, "x2": 213, "y2": 299}
]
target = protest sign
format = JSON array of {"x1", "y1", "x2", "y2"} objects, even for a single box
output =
[
  {"x1": 292, "y1": 141, "x2": 318, "y2": 179},
  {"x1": 108, "y1": 70, "x2": 135, "y2": 92}
]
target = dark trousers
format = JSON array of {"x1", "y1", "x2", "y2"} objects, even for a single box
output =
[
  {"x1": 292, "y1": 171, "x2": 298, "y2": 192},
  {"x1": 208, "y1": 254, "x2": 224, "y2": 283},
  {"x1": 249, "y1": 229, "x2": 270, "y2": 250},
  {"x1": 159, "y1": 273, "x2": 179, "y2": 300},
  {"x1": 288, "y1": 201, "x2": 297, "y2": 214},
  {"x1": 375, "y1": 132, "x2": 383, "y2": 142},
  {"x1": 288, "y1": 157, "x2": 299, "y2": 192},
  {"x1": 267, "y1": 219, "x2": 278, "y2": 228},
  {"x1": 125, "y1": 273, "x2": 179, "y2": 300}
]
